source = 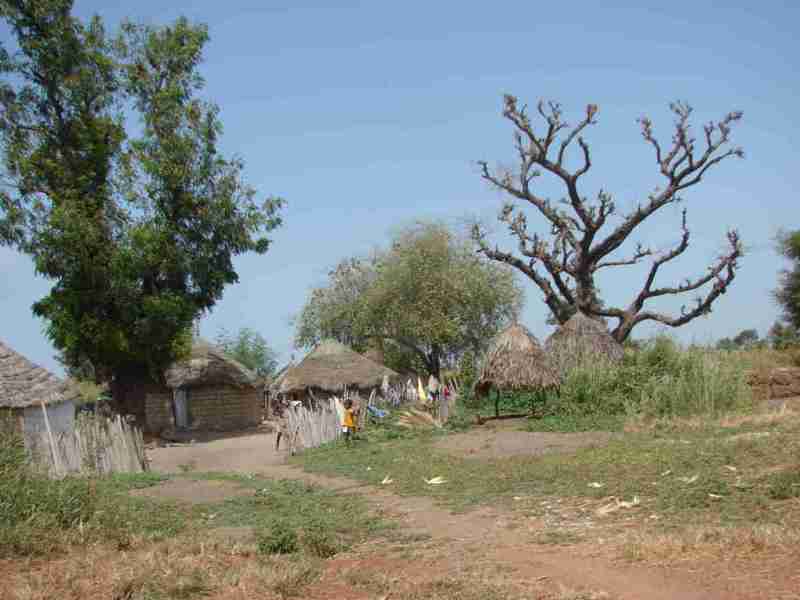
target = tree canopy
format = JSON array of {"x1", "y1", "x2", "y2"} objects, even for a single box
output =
[
  {"x1": 215, "y1": 327, "x2": 278, "y2": 378},
  {"x1": 0, "y1": 1, "x2": 283, "y2": 384},
  {"x1": 716, "y1": 328, "x2": 761, "y2": 351},
  {"x1": 295, "y1": 222, "x2": 524, "y2": 377},
  {"x1": 474, "y1": 95, "x2": 744, "y2": 342},
  {"x1": 774, "y1": 230, "x2": 800, "y2": 328}
]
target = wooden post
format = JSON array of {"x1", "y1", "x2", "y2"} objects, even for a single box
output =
[
  {"x1": 40, "y1": 399, "x2": 62, "y2": 477},
  {"x1": 494, "y1": 389, "x2": 500, "y2": 419}
]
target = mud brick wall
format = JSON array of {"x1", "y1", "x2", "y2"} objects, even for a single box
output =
[
  {"x1": 145, "y1": 385, "x2": 260, "y2": 432},
  {"x1": 747, "y1": 367, "x2": 800, "y2": 401},
  {"x1": 145, "y1": 389, "x2": 174, "y2": 432},
  {"x1": 183, "y1": 385, "x2": 260, "y2": 430}
]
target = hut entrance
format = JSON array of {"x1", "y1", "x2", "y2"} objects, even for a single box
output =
[{"x1": 173, "y1": 389, "x2": 189, "y2": 429}]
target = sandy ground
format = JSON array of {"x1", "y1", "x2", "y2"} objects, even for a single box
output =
[
  {"x1": 147, "y1": 431, "x2": 287, "y2": 474},
  {"x1": 435, "y1": 427, "x2": 615, "y2": 459},
  {"x1": 130, "y1": 478, "x2": 253, "y2": 504}
]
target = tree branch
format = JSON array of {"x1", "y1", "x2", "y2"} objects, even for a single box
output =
[
  {"x1": 594, "y1": 242, "x2": 652, "y2": 270},
  {"x1": 609, "y1": 224, "x2": 742, "y2": 340},
  {"x1": 473, "y1": 224, "x2": 572, "y2": 321}
]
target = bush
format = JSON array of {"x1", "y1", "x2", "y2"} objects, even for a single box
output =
[
  {"x1": 257, "y1": 520, "x2": 299, "y2": 555},
  {"x1": 766, "y1": 469, "x2": 800, "y2": 500},
  {"x1": 537, "y1": 336, "x2": 753, "y2": 425},
  {"x1": 302, "y1": 520, "x2": 340, "y2": 558}
]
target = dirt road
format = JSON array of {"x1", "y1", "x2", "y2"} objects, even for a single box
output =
[
  {"x1": 147, "y1": 431, "x2": 287, "y2": 473},
  {"x1": 145, "y1": 430, "x2": 800, "y2": 600}
]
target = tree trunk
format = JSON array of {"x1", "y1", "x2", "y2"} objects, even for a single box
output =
[
  {"x1": 109, "y1": 365, "x2": 157, "y2": 429},
  {"x1": 427, "y1": 345, "x2": 442, "y2": 380},
  {"x1": 495, "y1": 390, "x2": 500, "y2": 419}
]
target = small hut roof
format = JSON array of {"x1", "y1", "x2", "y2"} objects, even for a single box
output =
[
  {"x1": 164, "y1": 339, "x2": 257, "y2": 389},
  {"x1": 279, "y1": 339, "x2": 399, "y2": 394},
  {"x1": 544, "y1": 312, "x2": 624, "y2": 375},
  {"x1": 475, "y1": 324, "x2": 559, "y2": 397},
  {"x1": 362, "y1": 348, "x2": 385, "y2": 366},
  {"x1": 0, "y1": 339, "x2": 80, "y2": 409}
]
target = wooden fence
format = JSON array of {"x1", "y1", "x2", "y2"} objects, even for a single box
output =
[
  {"x1": 26, "y1": 412, "x2": 148, "y2": 478},
  {"x1": 284, "y1": 396, "x2": 343, "y2": 452}
]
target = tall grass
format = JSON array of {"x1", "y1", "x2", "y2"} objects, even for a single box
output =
[
  {"x1": 0, "y1": 420, "x2": 181, "y2": 557},
  {"x1": 534, "y1": 337, "x2": 754, "y2": 428}
]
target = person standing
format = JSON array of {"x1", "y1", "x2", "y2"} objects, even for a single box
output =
[
  {"x1": 342, "y1": 399, "x2": 356, "y2": 445},
  {"x1": 441, "y1": 384, "x2": 451, "y2": 422},
  {"x1": 427, "y1": 375, "x2": 440, "y2": 417},
  {"x1": 274, "y1": 399, "x2": 289, "y2": 451}
]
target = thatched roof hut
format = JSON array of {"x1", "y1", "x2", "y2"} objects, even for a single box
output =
[
  {"x1": 0, "y1": 339, "x2": 80, "y2": 409},
  {"x1": 362, "y1": 348, "x2": 385, "y2": 366},
  {"x1": 544, "y1": 312, "x2": 624, "y2": 377},
  {"x1": 164, "y1": 339, "x2": 257, "y2": 389},
  {"x1": 475, "y1": 323, "x2": 559, "y2": 399},
  {"x1": 279, "y1": 339, "x2": 399, "y2": 396}
]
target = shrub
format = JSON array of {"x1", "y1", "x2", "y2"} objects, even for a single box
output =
[
  {"x1": 537, "y1": 336, "x2": 753, "y2": 425},
  {"x1": 257, "y1": 520, "x2": 299, "y2": 555},
  {"x1": 302, "y1": 520, "x2": 340, "y2": 558},
  {"x1": 766, "y1": 469, "x2": 800, "y2": 500}
]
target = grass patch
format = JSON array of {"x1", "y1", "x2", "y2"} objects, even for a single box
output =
[
  {"x1": 621, "y1": 521, "x2": 800, "y2": 563},
  {"x1": 0, "y1": 423, "x2": 186, "y2": 558},
  {"x1": 296, "y1": 411, "x2": 800, "y2": 529},
  {"x1": 189, "y1": 474, "x2": 393, "y2": 558},
  {"x1": 532, "y1": 529, "x2": 584, "y2": 545},
  {"x1": 524, "y1": 413, "x2": 626, "y2": 433},
  {"x1": 112, "y1": 567, "x2": 214, "y2": 600}
]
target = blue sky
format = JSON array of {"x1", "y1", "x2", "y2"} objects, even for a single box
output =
[{"x1": 1, "y1": 0, "x2": 797, "y2": 374}]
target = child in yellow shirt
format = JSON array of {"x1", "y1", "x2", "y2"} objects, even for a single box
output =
[{"x1": 342, "y1": 399, "x2": 356, "y2": 444}]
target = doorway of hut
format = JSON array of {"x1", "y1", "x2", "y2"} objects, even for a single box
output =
[{"x1": 173, "y1": 389, "x2": 189, "y2": 429}]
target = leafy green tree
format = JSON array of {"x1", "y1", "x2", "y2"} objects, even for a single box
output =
[
  {"x1": 716, "y1": 328, "x2": 761, "y2": 351},
  {"x1": 295, "y1": 222, "x2": 524, "y2": 378},
  {"x1": 215, "y1": 327, "x2": 278, "y2": 377},
  {"x1": 732, "y1": 328, "x2": 759, "y2": 348},
  {"x1": 774, "y1": 230, "x2": 800, "y2": 330},
  {"x1": 715, "y1": 337, "x2": 736, "y2": 351},
  {"x1": 769, "y1": 321, "x2": 799, "y2": 350},
  {"x1": 294, "y1": 257, "x2": 377, "y2": 353},
  {"x1": 0, "y1": 2, "x2": 283, "y2": 389}
]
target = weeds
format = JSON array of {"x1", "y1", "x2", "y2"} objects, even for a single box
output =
[
  {"x1": 267, "y1": 558, "x2": 321, "y2": 599},
  {"x1": 542, "y1": 337, "x2": 754, "y2": 424},
  {"x1": 257, "y1": 520, "x2": 298, "y2": 555},
  {"x1": 1, "y1": 423, "x2": 186, "y2": 558}
]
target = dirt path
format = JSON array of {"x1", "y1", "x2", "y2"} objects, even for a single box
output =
[{"x1": 146, "y1": 431, "x2": 799, "y2": 600}]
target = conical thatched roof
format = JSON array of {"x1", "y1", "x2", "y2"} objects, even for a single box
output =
[
  {"x1": 0, "y1": 339, "x2": 80, "y2": 408},
  {"x1": 544, "y1": 312, "x2": 624, "y2": 376},
  {"x1": 279, "y1": 339, "x2": 399, "y2": 395},
  {"x1": 475, "y1": 324, "x2": 559, "y2": 397},
  {"x1": 164, "y1": 339, "x2": 257, "y2": 389},
  {"x1": 362, "y1": 348, "x2": 385, "y2": 366}
]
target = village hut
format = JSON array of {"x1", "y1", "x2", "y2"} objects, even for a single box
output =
[
  {"x1": 279, "y1": 339, "x2": 399, "y2": 403},
  {"x1": 0, "y1": 339, "x2": 80, "y2": 437},
  {"x1": 143, "y1": 339, "x2": 259, "y2": 432},
  {"x1": 362, "y1": 347, "x2": 385, "y2": 366},
  {"x1": 475, "y1": 323, "x2": 559, "y2": 418},
  {"x1": 544, "y1": 312, "x2": 624, "y2": 378}
]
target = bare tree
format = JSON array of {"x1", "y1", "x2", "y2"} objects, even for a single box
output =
[{"x1": 473, "y1": 95, "x2": 744, "y2": 342}]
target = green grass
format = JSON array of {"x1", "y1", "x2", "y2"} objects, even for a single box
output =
[
  {"x1": 1, "y1": 416, "x2": 390, "y2": 561},
  {"x1": 0, "y1": 421, "x2": 187, "y2": 557},
  {"x1": 185, "y1": 473, "x2": 393, "y2": 557},
  {"x1": 295, "y1": 414, "x2": 800, "y2": 527},
  {"x1": 523, "y1": 413, "x2": 627, "y2": 432}
]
